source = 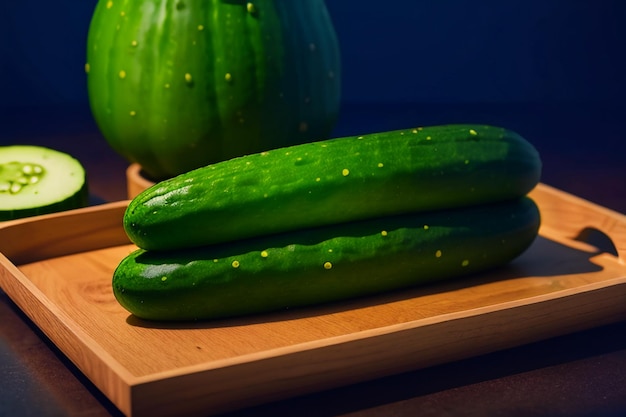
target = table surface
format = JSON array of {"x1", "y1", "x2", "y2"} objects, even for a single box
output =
[{"x1": 1, "y1": 102, "x2": 625, "y2": 417}]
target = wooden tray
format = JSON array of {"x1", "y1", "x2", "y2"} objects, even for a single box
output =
[{"x1": 1, "y1": 183, "x2": 625, "y2": 417}]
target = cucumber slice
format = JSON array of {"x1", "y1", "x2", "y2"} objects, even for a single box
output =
[{"x1": 0, "y1": 145, "x2": 89, "y2": 221}]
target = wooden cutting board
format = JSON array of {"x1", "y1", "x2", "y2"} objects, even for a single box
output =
[{"x1": 0, "y1": 183, "x2": 625, "y2": 417}]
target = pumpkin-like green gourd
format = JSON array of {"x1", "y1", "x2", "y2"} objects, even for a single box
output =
[{"x1": 86, "y1": 0, "x2": 341, "y2": 180}]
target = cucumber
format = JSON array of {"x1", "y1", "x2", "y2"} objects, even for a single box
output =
[
  {"x1": 0, "y1": 146, "x2": 89, "y2": 221},
  {"x1": 124, "y1": 124, "x2": 541, "y2": 251},
  {"x1": 113, "y1": 197, "x2": 540, "y2": 321},
  {"x1": 86, "y1": 0, "x2": 341, "y2": 180}
]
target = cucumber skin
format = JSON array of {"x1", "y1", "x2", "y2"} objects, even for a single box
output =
[
  {"x1": 124, "y1": 124, "x2": 542, "y2": 251},
  {"x1": 0, "y1": 183, "x2": 89, "y2": 221},
  {"x1": 86, "y1": 0, "x2": 340, "y2": 181},
  {"x1": 113, "y1": 197, "x2": 540, "y2": 321}
]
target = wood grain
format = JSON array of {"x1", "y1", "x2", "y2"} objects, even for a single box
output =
[
  {"x1": 531, "y1": 183, "x2": 626, "y2": 263},
  {"x1": 0, "y1": 201, "x2": 130, "y2": 264},
  {"x1": 0, "y1": 184, "x2": 625, "y2": 417}
]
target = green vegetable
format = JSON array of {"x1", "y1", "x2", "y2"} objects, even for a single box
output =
[
  {"x1": 113, "y1": 197, "x2": 540, "y2": 321},
  {"x1": 0, "y1": 146, "x2": 89, "y2": 221},
  {"x1": 124, "y1": 124, "x2": 542, "y2": 251},
  {"x1": 86, "y1": 0, "x2": 341, "y2": 181}
]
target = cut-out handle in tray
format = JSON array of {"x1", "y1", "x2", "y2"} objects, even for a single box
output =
[{"x1": 530, "y1": 184, "x2": 626, "y2": 264}]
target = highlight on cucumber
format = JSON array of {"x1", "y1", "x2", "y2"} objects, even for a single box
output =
[{"x1": 0, "y1": 145, "x2": 89, "y2": 221}]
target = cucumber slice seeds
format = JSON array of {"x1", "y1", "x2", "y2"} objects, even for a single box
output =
[{"x1": 0, "y1": 145, "x2": 89, "y2": 221}]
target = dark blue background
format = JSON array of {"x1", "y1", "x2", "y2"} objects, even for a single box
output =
[
  {"x1": 2, "y1": 0, "x2": 625, "y2": 107},
  {"x1": 1, "y1": 0, "x2": 625, "y2": 210}
]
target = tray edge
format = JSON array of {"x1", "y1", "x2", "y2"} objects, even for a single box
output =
[{"x1": 1, "y1": 184, "x2": 626, "y2": 416}]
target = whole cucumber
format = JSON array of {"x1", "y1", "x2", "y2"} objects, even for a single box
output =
[
  {"x1": 124, "y1": 124, "x2": 541, "y2": 251},
  {"x1": 86, "y1": 0, "x2": 341, "y2": 180},
  {"x1": 114, "y1": 197, "x2": 540, "y2": 321}
]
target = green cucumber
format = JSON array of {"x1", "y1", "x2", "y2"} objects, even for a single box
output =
[
  {"x1": 124, "y1": 124, "x2": 541, "y2": 251},
  {"x1": 86, "y1": 0, "x2": 341, "y2": 180},
  {"x1": 0, "y1": 146, "x2": 89, "y2": 221},
  {"x1": 113, "y1": 197, "x2": 540, "y2": 321}
]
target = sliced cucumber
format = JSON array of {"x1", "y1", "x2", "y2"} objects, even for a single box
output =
[{"x1": 0, "y1": 146, "x2": 89, "y2": 221}]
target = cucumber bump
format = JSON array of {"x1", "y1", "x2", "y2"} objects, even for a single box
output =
[{"x1": 0, "y1": 145, "x2": 89, "y2": 221}]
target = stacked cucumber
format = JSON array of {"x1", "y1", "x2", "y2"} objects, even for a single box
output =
[{"x1": 113, "y1": 124, "x2": 542, "y2": 321}]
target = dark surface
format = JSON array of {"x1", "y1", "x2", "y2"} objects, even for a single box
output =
[{"x1": 1, "y1": 102, "x2": 625, "y2": 417}]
